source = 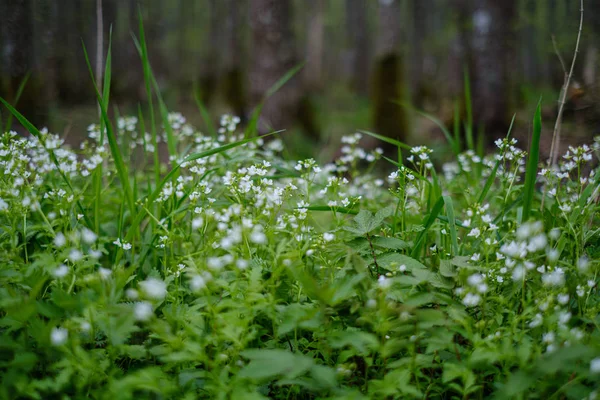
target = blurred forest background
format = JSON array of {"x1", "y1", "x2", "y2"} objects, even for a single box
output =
[{"x1": 1, "y1": 0, "x2": 600, "y2": 159}]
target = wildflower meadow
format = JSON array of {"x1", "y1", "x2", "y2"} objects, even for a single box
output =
[{"x1": 1, "y1": 19, "x2": 600, "y2": 400}]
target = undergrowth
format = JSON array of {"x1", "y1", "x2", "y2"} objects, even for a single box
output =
[{"x1": 0, "y1": 16, "x2": 600, "y2": 400}]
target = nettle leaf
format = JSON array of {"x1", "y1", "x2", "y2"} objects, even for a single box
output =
[
  {"x1": 371, "y1": 236, "x2": 410, "y2": 250},
  {"x1": 439, "y1": 259, "x2": 457, "y2": 277},
  {"x1": 239, "y1": 349, "x2": 314, "y2": 381},
  {"x1": 346, "y1": 236, "x2": 410, "y2": 253},
  {"x1": 328, "y1": 330, "x2": 380, "y2": 354},
  {"x1": 377, "y1": 253, "x2": 426, "y2": 272},
  {"x1": 344, "y1": 207, "x2": 393, "y2": 236}
]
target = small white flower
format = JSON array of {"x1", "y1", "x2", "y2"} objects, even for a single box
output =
[
  {"x1": 50, "y1": 327, "x2": 68, "y2": 346},
  {"x1": 591, "y1": 358, "x2": 600, "y2": 374},
  {"x1": 54, "y1": 233, "x2": 67, "y2": 248},
  {"x1": 140, "y1": 278, "x2": 167, "y2": 299},
  {"x1": 378, "y1": 275, "x2": 391, "y2": 289},
  {"x1": 236, "y1": 259, "x2": 249, "y2": 270},
  {"x1": 81, "y1": 228, "x2": 97, "y2": 244},
  {"x1": 68, "y1": 249, "x2": 83, "y2": 262},
  {"x1": 126, "y1": 288, "x2": 139, "y2": 299},
  {"x1": 467, "y1": 228, "x2": 481, "y2": 238},
  {"x1": 577, "y1": 257, "x2": 590, "y2": 272},
  {"x1": 323, "y1": 232, "x2": 335, "y2": 242},
  {"x1": 99, "y1": 267, "x2": 112, "y2": 280},
  {"x1": 134, "y1": 302, "x2": 153, "y2": 321},
  {"x1": 463, "y1": 293, "x2": 481, "y2": 307},
  {"x1": 80, "y1": 321, "x2": 91, "y2": 332},
  {"x1": 53, "y1": 264, "x2": 69, "y2": 278}
]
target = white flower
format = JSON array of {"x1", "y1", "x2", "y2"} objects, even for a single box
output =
[
  {"x1": 134, "y1": 302, "x2": 153, "y2": 321},
  {"x1": 81, "y1": 228, "x2": 97, "y2": 244},
  {"x1": 236, "y1": 259, "x2": 249, "y2": 270},
  {"x1": 140, "y1": 278, "x2": 167, "y2": 299},
  {"x1": 467, "y1": 228, "x2": 481, "y2": 238},
  {"x1": 591, "y1": 358, "x2": 600, "y2": 374},
  {"x1": 99, "y1": 267, "x2": 112, "y2": 280},
  {"x1": 68, "y1": 249, "x2": 83, "y2": 262},
  {"x1": 577, "y1": 257, "x2": 590, "y2": 272},
  {"x1": 467, "y1": 273, "x2": 484, "y2": 286},
  {"x1": 80, "y1": 321, "x2": 91, "y2": 332},
  {"x1": 378, "y1": 275, "x2": 391, "y2": 289},
  {"x1": 323, "y1": 232, "x2": 335, "y2": 242},
  {"x1": 53, "y1": 264, "x2": 69, "y2": 278},
  {"x1": 126, "y1": 288, "x2": 138, "y2": 299},
  {"x1": 462, "y1": 293, "x2": 481, "y2": 307},
  {"x1": 190, "y1": 275, "x2": 206, "y2": 291},
  {"x1": 54, "y1": 233, "x2": 67, "y2": 247},
  {"x1": 50, "y1": 327, "x2": 68, "y2": 346},
  {"x1": 0, "y1": 198, "x2": 8, "y2": 211},
  {"x1": 512, "y1": 266, "x2": 526, "y2": 281}
]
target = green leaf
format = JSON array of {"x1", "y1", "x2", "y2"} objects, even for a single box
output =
[
  {"x1": 522, "y1": 99, "x2": 542, "y2": 221},
  {"x1": 239, "y1": 349, "x2": 314, "y2": 381},
  {"x1": 442, "y1": 196, "x2": 459, "y2": 255},
  {"x1": 81, "y1": 41, "x2": 136, "y2": 217},
  {"x1": 411, "y1": 197, "x2": 444, "y2": 258},
  {"x1": 345, "y1": 207, "x2": 393, "y2": 236},
  {"x1": 3, "y1": 71, "x2": 30, "y2": 132},
  {"x1": 439, "y1": 260, "x2": 457, "y2": 277},
  {"x1": 328, "y1": 331, "x2": 379, "y2": 354},
  {"x1": 371, "y1": 236, "x2": 410, "y2": 250},
  {"x1": 477, "y1": 114, "x2": 515, "y2": 204},
  {"x1": 377, "y1": 253, "x2": 426, "y2": 272}
]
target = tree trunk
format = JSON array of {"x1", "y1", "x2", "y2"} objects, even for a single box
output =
[
  {"x1": 470, "y1": 0, "x2": 516, "y2": 136},
  {"x1": 222, "y1": 0, "x2": 247, "y2": 119},
  {"x1": 345, "y1": 0, "x2": 370, "y2": 96},
  {"x1": 0, "y1": 0, "x2": 47, "y2": 127},
  {"x1": 372, "y1": 0, "x2": 408, "y2": 142},
  {"x1": 249, "y1": 0, "x2": 301, "y2": 131},
  {"x1": 305, "y1": 0, "x2": 325, "y2": 92}
]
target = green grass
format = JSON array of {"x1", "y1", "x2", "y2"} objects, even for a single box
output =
[{"x1": 0, "y1": 19, "x2": 599, "y2": 400}]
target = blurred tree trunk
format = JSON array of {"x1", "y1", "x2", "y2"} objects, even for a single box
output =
[
  {"x1": 446, "y1": 0, "x2": 472, "y2": 105},
  {"x1": 345, "y1": 0, "x2": 370, "y2": 96},
  {"x1": 249, "y1": 0, "x2": 301, "y2": 131},
  {"x1": 0, "y1": 0, "x2": 47, "y2": 127},
  {"x1": 372, "y1": 0, "x2": 408, "y2": 142},
  {"x1": 197, "y1": 0, "x2": 220, "y2": 105},
  {"x1": 470, "y1": 0, "x2": 516, "y2": 136},
  {"x1": 305, "y1": 0, "x2": 325, "y2": 92},
  {"x1": 411, "y1": 0, "x2": 434, "y2": 108},
  {"x1": 222, "y1": 0, "x2": 247, "y2": 119}
]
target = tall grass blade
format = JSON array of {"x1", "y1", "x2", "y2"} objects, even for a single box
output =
[
  {"x1": 244, "y1": 63, "x2": 304, "y2": 138},
  {"x1": 522, "y1": 100, "x2": 542, "y2": 221},
  {"x1": 453, "y1": 101, "x2": 461, "y2": 151},
  {"x1": 463, "y1": 68, "x2": 474, "y2": 150},
  {"x1": 359, "y1": 130, "x2": 412, "y2": 150},
  {"x1": 93, "y1": 29, "x2": 113, "y2": 233},
  {"x1": 193, "y1": 83, "x2": 217, "y2": 138},
  {"x1": 82, "y1": 41, "x2": 136, "y2": 217},
  {"x1": 3, "y1": 71, "x2": 31, "y2": 133},
  {"x1": 136, "y1": 8, "x2": 160, "y2": 187},
  {"x1": 395, "y1": 100, "x2": 460, "y2": 156},
  {"x1": 442, "y1": 196, "x2": 459, "y2": 255},
  {"x1": 477, "y1": 114, "x2": 516, "y2": 204},
  {"x1": 411, "y1": 196, "x2": 444, "y2": 258}
]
